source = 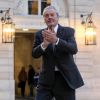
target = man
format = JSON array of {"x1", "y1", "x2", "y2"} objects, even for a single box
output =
[
  {"x1": 18, "y1": 66, "x2": 27, "y2": 97},
  {"x1": 32, "y1": 6, "x2": 84, "y2": 100},
  {"x1": 28, "y1": 65, "x2": 35, "y2": 97}
]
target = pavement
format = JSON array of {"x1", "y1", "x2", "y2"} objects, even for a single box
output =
[
  {"x1": 15, "y1": 95, "x2": 55, "y2": 100},
  {"x1": 15, "y1": 95, "x2": 34, "y2": 100}
]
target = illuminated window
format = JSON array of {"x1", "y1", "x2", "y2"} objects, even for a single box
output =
[{"x1": 28, "y1": 0, "x2": 51, "y2": 15}]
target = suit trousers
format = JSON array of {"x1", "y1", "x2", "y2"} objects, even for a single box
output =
[{"x1": 35, "y1": 71, "x2": 75, "y2": 100}]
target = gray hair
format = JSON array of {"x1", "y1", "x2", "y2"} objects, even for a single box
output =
[{"x1": 43, "y1": 6, "x2": 59, "y2": 17}]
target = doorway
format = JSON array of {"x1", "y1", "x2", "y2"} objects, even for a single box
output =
[{"x1": 14, "y1": 32, "x2": 41, "y2": 99}]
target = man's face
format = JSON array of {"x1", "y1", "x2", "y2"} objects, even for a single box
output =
[{"x1": 43, "y1": 9, "x2": 59, "y2": 28}]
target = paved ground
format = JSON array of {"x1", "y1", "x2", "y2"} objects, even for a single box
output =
[
  {"x1": 15, "y1": 96, "x2": 34, "y2": 100},
  {"x1": 15, "y1": 96, "x2": 55, "y2": 100}
]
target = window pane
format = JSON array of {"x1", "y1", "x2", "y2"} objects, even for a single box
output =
[
  {"x1": 41, "y1": 0, "x2": 51, "y2": 15},
  {"x1": 28, "y1": 0, "x2": 38, "y2": 15}
]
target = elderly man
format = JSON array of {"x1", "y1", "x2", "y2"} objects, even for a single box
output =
[{"x1": 32, "y1": 6, "x2": 84, "y2": 100}]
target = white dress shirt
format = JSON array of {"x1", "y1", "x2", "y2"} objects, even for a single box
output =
[
  {"x1": 41, "y1": 24, "x2": 59, "y2": 50},
  {"x1": 41, "y1": 24, "x2": 59, "y2": 71}
]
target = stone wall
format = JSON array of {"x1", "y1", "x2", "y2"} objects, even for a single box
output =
[
  {"x1": 0, "y1": 44, "x2": 14, "y2": 100},
  {"x1": 0, "y1": 1, "x2": 15, "y2": 100},
  {"x1": 0, "y1": 0, "x2": 100, "y2": 100},
  {"x1": 68, "y1": 0, "x2": 100, "y2": 100}
]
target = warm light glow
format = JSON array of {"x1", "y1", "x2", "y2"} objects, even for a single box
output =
[
  {"x1": 47, "y1": 0, "x2": 51, "y2": 4},
  {"x1": 0, "y1": 8, "x2": 15, "y2": 43},
  {"x1": 22, "y1": 28, "x2": 29, "y2": 31},
  {"x1": 2, "y1": 23, "x2": 15, "y2": 43},
  {"x1": 85, "y1": 27, "x2": 96, "y2": 45},
  {"x1": 80, "y1": 12, "x2": 96, "y2": 45}
]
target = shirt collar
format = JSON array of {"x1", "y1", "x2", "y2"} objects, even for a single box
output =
[{"x1": 54, "y1": 24, "x2": 58, "y2": 33}]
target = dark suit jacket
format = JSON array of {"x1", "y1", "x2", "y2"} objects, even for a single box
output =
[{"x1": 32, "y1": 24, "x2": 84, "y2": 89}]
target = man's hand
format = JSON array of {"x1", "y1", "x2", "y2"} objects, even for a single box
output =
[
  {"x1": 41, "y1": 30, "x2": 50, "y2": 49},
  {"x1": 42, "y1": 29, "x2": 58, "y2": 44}
]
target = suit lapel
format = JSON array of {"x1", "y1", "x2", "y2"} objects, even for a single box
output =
[{"x1": 56, "y1": 25, "x2": 63, "y2": 38}]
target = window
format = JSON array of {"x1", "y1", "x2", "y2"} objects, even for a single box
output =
[
  {"x1": 28, "y1": 0, "x2": 51, "y2": 15},
  {"x1": 28, "y1": 0, "x2": 38, "y2": 15},
  {"x1": 41, "y1": 0, "x2": 51, "y2": 15}
]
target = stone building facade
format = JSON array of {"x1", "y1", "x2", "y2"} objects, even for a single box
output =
[{"x1": 0, "y1": 0, "x2": 100, "y2": 100}]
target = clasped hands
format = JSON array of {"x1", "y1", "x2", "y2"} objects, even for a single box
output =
[{"x1": 42, "y1": 29, "x2": 58, "y2": 48}]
